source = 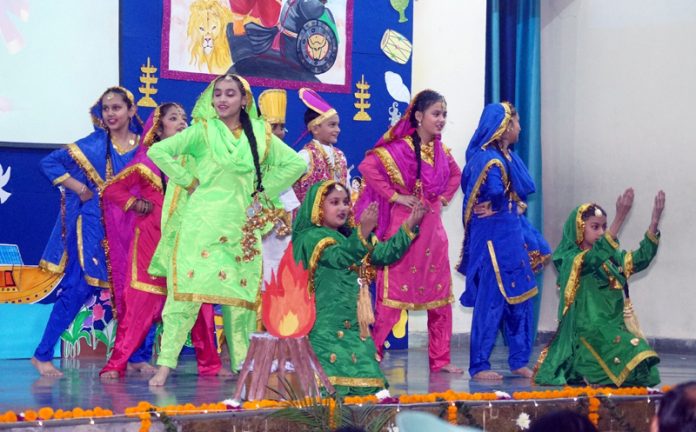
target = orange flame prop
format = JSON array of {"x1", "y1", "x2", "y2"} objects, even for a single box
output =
[{"x1": 262, "y1": 243, "x2": 315, "y2": 338}]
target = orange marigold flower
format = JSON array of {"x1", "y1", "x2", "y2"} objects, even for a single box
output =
[
  {"x1": 4, "y1": 411, "x2": 19, "y2": 423},
  {"x1": 24, "y1": 410, "x2": 38, "y2": 422},
  {"x1": 38, "y1": 407, "x2": 54, "y2": 420}
]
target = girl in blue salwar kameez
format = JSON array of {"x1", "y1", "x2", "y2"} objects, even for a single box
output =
[{"x1": 32, "y1": 87, "x2": 143, "y2": 376}]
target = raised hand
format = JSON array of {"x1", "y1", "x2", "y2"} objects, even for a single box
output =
[
  {"x1": 649, "y1": 190, "x2": 665, "y2": 235},
  {"x1": 608, "y1": 188, "x2": 634, "y2": 239},
  {"x1": 360, "y1": 202, "x2": 379, "y2": 238},
  {"x1": 615, "y1": 188, "x2": 634, "y2": 221},
  {"x1": 405, "y1": 200, "x2": 427, "y2": 230}
]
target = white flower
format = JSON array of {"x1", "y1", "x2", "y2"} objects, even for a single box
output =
[
  {"x1": 222, "y1": 398, "x2": 240, "y2": 408},
  {"x1": 376, "y1": 389, "x2": 392, "y2": 400},
  {"x1": 516, "y1": 412, "x2": 531, "y2": 430},
  {"x1": 495, "y1": 390, "x2": 512, "y2": 399}
]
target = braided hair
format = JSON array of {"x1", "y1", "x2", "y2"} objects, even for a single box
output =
[
  {"x1": 408, "y1": 90, "x2": 446, "y2": 181},
  {"x1": 217, "y1": 75, "x2": 264, "y2": 196}
]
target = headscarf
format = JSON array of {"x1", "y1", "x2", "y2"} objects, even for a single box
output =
[
  {"x1": 191, "y1": 74, "x2": 258, "y2": 123},
  {"x1": 463, "y1": 102, "x2": 535, "y2": 199},
  {"x1": 89, "y1": 86, "x2": 143, "y2": 134},
  {"x1": 292, "y1": 180, "x2": 349, "y2": 240},
  {"x1": 291, "y1": 180, "x2": 352, "y2": 290}
]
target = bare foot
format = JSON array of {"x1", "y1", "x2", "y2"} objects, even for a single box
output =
[
  {"x1": 31, "y1": 357, "x2": 63, "y2": 377},
  {"x1": 511, "y1": 367, "x2": 533, "y2": 378},
  {"x1": 99, "y1": 370, "x2": 120, "y2": 380},
  {"x1": 436, "y1": 363, "x2": 464, "y2": 374},
  {"x1": 148, "y1": 366, "x2": 171, "y2": 386},
  {"x1": 217, "y1": 368, "x2": 234, "y2": 378},
  {"x1": 128, "y1": 361, "x2": 157, "y2": 374},
  {"x1": 472, "y1": 370, "x2": 503, "y2": 380}
]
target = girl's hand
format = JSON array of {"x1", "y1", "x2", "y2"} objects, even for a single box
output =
[
  {"x1": 405, "y1": 201, "x2": 427, "y2": 230},
  {"x1": 608, "y1": 188, "x2": 634, "y2": 239},
  {"x1": 473, "y1": 201, "x2": 495, "y2": 218},
  {"x1": 649, "y1": 190, "x2": 665, "y2": 235},
  {"x1": 395, "y1": 194, "x2": 419, "y2": 209},
  {"x1": 133, "y1": 199, "x2": 153, "y2": 215},
  {"x1": 77, "y1": 185, "x2": 93, "y2": 203},
  {"x1": 186, "y1": 178, "x2": 199, "y2": 195},
  {"x1": 360, "y1": 202, "x2": 378, "y2": 238},
  {"x1": 615, "y1": 188, "x2": 634, "y2": 221}
]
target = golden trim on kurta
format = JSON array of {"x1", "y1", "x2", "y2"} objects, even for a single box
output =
[
  {"x1": 124, "y1": 196, "x2": 137, "y2": 211},
  {"x1": 575, "y1": 203, "x2": 592, "y2": 245},
  {"x1": 327, "y1": 376, "x2": 385, "y2": 388},
  {"x1": 165, "y1": 158, "x2": 188, "y2": 220},
  {"x1": 381, "y1": 265, "x2": 454, "y2": 310},
  {"x1": 310, "y1": 181, "x2": 338, "y2": 225},
  {"x1": 487, "y1": 241, "x2": 538, "y2": 304},
  {"x1": 604, "y1": 232, "x2": 620, "y2": 249},
  {"x1": 170, "y1": 233, "x2": 257, "y2": 310},
  {"x1": 401, "y1": 223, "x2": 416, "y2": 240},
  {"x1": 561, "y1": 250, "x2": 589, "y2": 316},
  {"x1": 405, "y1": 137, "x2": 435, "y2": 166},
  {"x1": 39, "y1": 253, "x2": 68, "y2": 274},
  {"x1": 580, "y1": 337, "x2": 658, "y2": 387},
  {"x1": 52, "y1": 173, "x2": 71, "y2": 185},
  {"x1": 307, "y1": 237, "x2": 338, "y2": 294},
  {"x1": 262, "y1": 122, "x2": 272, "y2": 163},
  {"x1": 389, "y1": 192, "x2": 399, "y2": 203},
  {"x1": 624, "y1": 252, "x2": 634, "y2": 278},
  {"x1": 77, "y1": 215, "x2": 85, "y2": 270},
  {"x1": 84, "y1": 274, "x2": 110, "y2": 289},
  {"x1": 106, "y1": 163, "x2": 164, "y2": 193},
  {"x1": 646, "y1": 231, "x2": 660, "y2": 245},
  {"x1": 356, "y1": 229, "x2": 372, "y2": 251},
  {"x1": 130, "y1": 228, "x2": 166, "y2": 295},
  {"x1": 371, "y1": 147, "x2": 405, "y2": 187},
  {"x1": 66, "y1": 143, "x2": 105, "y2": 189},
  {"x1": 458, "y1": 159, "x2": 508, "y2": 268}
]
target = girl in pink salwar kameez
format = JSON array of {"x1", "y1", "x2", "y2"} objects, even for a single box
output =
[
  {"x1": 354, "y1": 90, "x2": 463, "y2": 373},
  {"x1": 100, "y1": 103, "x2": 222, "y2": 379}
]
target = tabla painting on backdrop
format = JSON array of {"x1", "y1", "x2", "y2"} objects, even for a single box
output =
[{"x1": 162, "y1": 0, "x2": 352, "y2": 91}]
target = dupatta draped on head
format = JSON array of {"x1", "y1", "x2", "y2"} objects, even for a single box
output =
[
  {"x1": 463, "y1": 102, "x2": 536, "y2": 200},
  {"x1": 89, "y1": 86, "x2": 144, "y2": 134},
  {"x1": 354, "y1": 90, "x2": 451, "y2": 238},
  {"x1": 291, "y1": 180, "x2": 349, "y2": 267},
  {"x1": 187, "y1": 74, "x2": 268, "y2": 179}
]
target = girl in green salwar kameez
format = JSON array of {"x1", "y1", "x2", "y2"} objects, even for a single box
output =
[
  {"x1": 534, "y1": 188, "x2": 665, "y2": 387},
  {"x1": 292, "y1": 180, "x2": 426, "y2": 396},
  {"x1": 147, "y1": 75, "x2": 306, "y2": 385}
]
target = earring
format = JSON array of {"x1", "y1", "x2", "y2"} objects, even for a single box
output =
[
  {"x1": 242, "y1": 104, "x2": 247, "y2": 110},
  {"x1": 418, "y1": 121, "x2": 422, "y2": 127}
]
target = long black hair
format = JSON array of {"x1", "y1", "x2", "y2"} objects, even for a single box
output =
[
  {"x1": 221, "y1": 75, "x2": 264, "y2": 196},
  {"x1": 408, "y1": 90, "x2": 445, "y2": 182}
]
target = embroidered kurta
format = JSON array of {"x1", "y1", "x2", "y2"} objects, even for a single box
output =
[
  {"x1": 357, "y1": 137, "x2": 460, "y2": 310},
  {"x1": 534, "y1": 208, "x2": 660, "y2": 387},
  {"x1": 148, "y1": 118, "x2": 306, "y2": 309},
  {"x1": 292, "y1": 181, "x2": 417, "y2": 396},
  {"x1": 102, "y1": 146, "x2": 166, "y2": 312},
  {"x1": 293, "y1": 140, "x2": 349, "y2": 203},
  {"x1": 40, "y1": 129, "x2": 138, "y2": 289}
]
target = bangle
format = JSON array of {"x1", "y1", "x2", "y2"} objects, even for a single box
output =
[{"x1": 79, "y1": 185, "x2": 87, "y2": 195}]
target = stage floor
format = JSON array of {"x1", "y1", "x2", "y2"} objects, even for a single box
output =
[{"x1": 0, "y1": 341, "x2": 693, "y2": 413}]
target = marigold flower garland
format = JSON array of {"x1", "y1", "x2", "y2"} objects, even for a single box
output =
[{"x1": 0, "y1": 385, "x2": 665, "y2": 430}]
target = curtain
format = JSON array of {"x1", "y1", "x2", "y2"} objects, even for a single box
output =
[{"x1": 485, "y1": 0, "x2": 544, "y2": 335}]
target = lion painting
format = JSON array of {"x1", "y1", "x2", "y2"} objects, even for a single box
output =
[{"x1": 187, "y1": 0, "x2": 233, "y2": 74}]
